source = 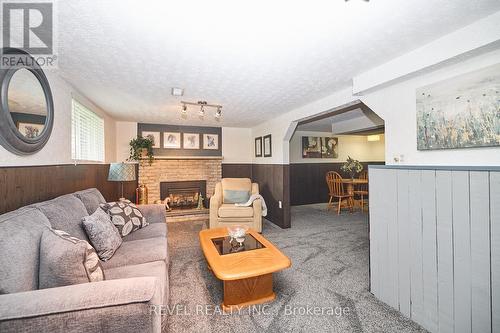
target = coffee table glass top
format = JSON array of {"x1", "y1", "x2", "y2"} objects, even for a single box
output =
[{"x1": 212, "y1": 234, "x2": 265, "y2": 255}]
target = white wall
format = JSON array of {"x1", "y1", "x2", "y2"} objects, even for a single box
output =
[
  {"x1": 290, "y1": 131, "x2": 385, "y2": 164},
  {"x1": 362, "y1": 48, "x2": 500, "y2": 166},
  {"x1": 0, "y1": 72, "x2": 117, "y2": 166},
  {"x1": 114, "y1": 123, "x2": 253, "y2": 164},
  {"x1": 115, "y1": 121, "x2": 138, "y2": 162},
  {"x1": 222, "y1": 127, "x2": 253, "y2": 164},
  {"x1": 251, "y1": 42, "x2": 500, "y2": 166}
]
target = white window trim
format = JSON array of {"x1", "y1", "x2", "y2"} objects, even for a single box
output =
[{"x1": 71, "y1": 99, "x2": 105, "y2": 163}]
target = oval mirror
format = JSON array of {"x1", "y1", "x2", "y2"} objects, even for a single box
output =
[
  {"x1": 8, "y1": 68, "x2": 47, "y2": 139},
  {"x1": 0, "y1": 47, "x2": 54, "y2": 155}
]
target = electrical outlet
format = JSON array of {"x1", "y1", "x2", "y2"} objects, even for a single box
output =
[{"x1": 279, "y1": 201, "x2": 282, "y2": 209}]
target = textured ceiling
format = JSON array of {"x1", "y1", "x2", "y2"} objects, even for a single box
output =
[{"x1": 55, "y1": 0, "x2": 500, "y2": 127}]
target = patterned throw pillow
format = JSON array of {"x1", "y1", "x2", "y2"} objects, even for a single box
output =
[
  {"x1": 82, "y1": 208, "x2": 122, "y2": 261},
  {"x1": 39, "y1": 228, "x2": 104, "y2": 289},
  {"x1": 100, "y1": 201, "x2": 149, "y2": 237}
]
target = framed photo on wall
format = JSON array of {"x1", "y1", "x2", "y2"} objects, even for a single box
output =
[
  {"x1": 302, "y1": 136, "x2": 321, "y2": 158},
  {"x1": 183, "y1": 133, "x2": 200, "y2": 149},
  {"x1": 263, "y1": 134, "x2": 272, "y2": 157},
  {"x1": 255, "y1": 137, "x2": 262, "y2": 157},
  {"x1": 321, "y1": 137, "x2": 338, "y2": 158},
  {"x1": 141, "y1": 131, "x2": 160, "y2": 148},
  {"x1": 203, "y1": 134, "x2": 219, "y2": 150},
  {"x1": 163, "y1": 132, "x2": 181, "y2": 149}
]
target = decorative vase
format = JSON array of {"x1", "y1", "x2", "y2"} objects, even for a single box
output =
[{"x1": 136, "y1": 184, "x2": 148, "y2": 205}]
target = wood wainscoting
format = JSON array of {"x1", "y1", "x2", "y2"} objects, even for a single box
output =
[
  {"x1": 0, "y1": 164, "x2": 138, "y2": 214},
  {"x1": 290, "y1": 162, "x2": 384, "y2": 206}
]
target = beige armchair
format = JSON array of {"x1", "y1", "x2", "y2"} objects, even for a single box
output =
[{"x1": 209, "y1": 178, "x2": 262, "y2": 232}]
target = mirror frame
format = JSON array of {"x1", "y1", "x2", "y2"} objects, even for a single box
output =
[{"x1": 0, "y1": 48, "x2": 54, "y2": 155}]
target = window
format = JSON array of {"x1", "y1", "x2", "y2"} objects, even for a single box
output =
[{"x1": 71, "y1": 99, "x2": 105, "y2": 162}]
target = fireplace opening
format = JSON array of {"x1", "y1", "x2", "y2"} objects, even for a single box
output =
[{"x1": 160, "y1": 180, "x2": 207, "y2": 210}]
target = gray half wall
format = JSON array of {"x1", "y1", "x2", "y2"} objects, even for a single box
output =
[{"x1": 369, "y1": 165, "x2": 499, "y2": 333}]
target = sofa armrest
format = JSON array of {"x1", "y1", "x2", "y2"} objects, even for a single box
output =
[
  {"x1": 0, "y1": 277, "x2": 162, "y2": 333},
  {"x1": 140, "y1": 204, "x2": 166, "y2": 224}
]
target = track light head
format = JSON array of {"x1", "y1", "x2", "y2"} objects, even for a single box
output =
[{"x1": 215, "y1": 106, "x2": 222, "y2": 119}]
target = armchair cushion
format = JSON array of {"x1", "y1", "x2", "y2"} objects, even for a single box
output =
[
  {"x1": 218, "y1": 204, "x2": 254, "y2": 218},
  {"x1": 223, "y1": 190, "x2": 250, "y2": 204}
]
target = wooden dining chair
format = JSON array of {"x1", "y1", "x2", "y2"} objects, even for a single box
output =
[
  {"x1": 354, "y1": 170, "x2": 369, "y2": 212},
  {"x1": 326, "y1": 171, "x2": 354, "y2": 215}
]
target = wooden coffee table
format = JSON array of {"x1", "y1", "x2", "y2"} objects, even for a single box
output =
[{"x1": 199, "y1": 227, "x2": 291, "y2": 311}]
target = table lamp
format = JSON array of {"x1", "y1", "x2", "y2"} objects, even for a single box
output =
[{"x1": 108, "y1": 162, "x2": 136, "y2": 201}]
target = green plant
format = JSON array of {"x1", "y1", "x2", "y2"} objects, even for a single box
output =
[
  {"x1": 340, "y1": 156, "x2": 363, "y2": 179},
  {"x1": 129, "y1": 136, "x2": 154, "y2": 165}
]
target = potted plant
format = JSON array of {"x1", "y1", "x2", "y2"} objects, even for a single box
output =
[
  {"x1": 340, "y1": 156, "x2": 363, "y2": 180},
  {"x1": 129, "y1": 136, "x2": 154, "y2": 165}
]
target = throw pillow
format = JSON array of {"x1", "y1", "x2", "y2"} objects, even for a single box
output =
[
  {"x1": 39, "y1": 228, "x2": 104, "y2": 289},
  {"x1": 223, "y1": 190, "x2": 251, "y2": 204},
  {"x1": 100, "y1": 201, "x2": 148, "y2": 237},
  {"x1": 82, "y1": 208, "x2": 122, "y2": 261}
]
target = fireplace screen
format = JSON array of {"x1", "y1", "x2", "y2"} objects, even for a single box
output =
[{"x1": 160, "y1": 180, "x2": 207, "y2": 210}]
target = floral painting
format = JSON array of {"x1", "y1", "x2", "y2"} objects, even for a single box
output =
[{"x1": 416, "y1": 63, "x2": 500, "y2": 150}]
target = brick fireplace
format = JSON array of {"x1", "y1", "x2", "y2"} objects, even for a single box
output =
[{"x1": 138, "y1": 158, "x2": 222, "y2": 204}]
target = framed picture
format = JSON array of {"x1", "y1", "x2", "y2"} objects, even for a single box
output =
[
  {"x1": 17, "y1": 122, "x2": 44, "y2": 139},
  {"x1": 255, "y1": 137, "x2": 262, "y2": 157},
  {"x1": 302, "y1": 136, "x2": 322, "y2": 158},
  {"x1": 141, "y1": 131, "x2": 160, "y2": 148},
  {"x1": 321, "y1": 137, "x2": 339, "y2": 158},
  {"x1": 163, "y1": 132, "x2": 181, "y2": 149},
  {"x1": 263, "y1": 134, "x2": 272, "y2": 157},
  {"x1": 203, "y1": 134, "x2": 219, "y2": 150},
  {"x1": 183, "y1": 133, "x2": 200, "y2": 149},
  {"x1": 417, "y1": 62, "x2": 500, "y2": 150}
]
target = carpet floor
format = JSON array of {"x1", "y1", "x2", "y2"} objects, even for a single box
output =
[{"x1": 166, "y1": 204, "x2": 427, "y2": 333}]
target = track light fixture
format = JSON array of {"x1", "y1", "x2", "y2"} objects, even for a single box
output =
[{"x1": 180, "y1": 100, "x2": 223, "y2": 119}]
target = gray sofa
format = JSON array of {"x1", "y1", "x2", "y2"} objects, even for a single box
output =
[{"x1": 0, "y1": 188, "x2": 168, "y2": 333}]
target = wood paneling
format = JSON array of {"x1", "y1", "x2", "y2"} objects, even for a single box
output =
[
  {"x1": 370, "y1": 166, "x2": 500, "y2": 333},
  {"x1": 0, "y1": 164, "x2": 138, "y2": 214},
  {"x1": 290, "y1": 162, "x2": 384, "y2": 206},
  {"x1": 252, "y1": 164, "x2": 290, "y2": 229},
  {"x1": 221, "y1": 164, "x2": 252, "y2": 179}
]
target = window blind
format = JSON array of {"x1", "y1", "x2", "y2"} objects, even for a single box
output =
[{"x1": 71, "y1": 99, "x2": 105, "y2": 162}]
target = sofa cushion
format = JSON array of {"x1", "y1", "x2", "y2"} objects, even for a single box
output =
[
  {"x1": 0, "y1": 208, "x2": 51, "y2": 294},
  {"x1": 39, "y1": 229, "x2": 104, "y2": 289},
  {"x1": 104, "y1": 261, "x2": 168, "y2": 305},
  {"x1": 73, "y1": 188, "x2": 106, "y2": 215},
  {"x1": 32, "y1": 194, "x2": 90, "y2": 241},
  {"x1": 82, "y1": 208, "x2": 122, "y2": 261},
  {"x1": 218, "y1": 204, "x2": 254, "y2": 218},
  {"x1": 100, "y1": 201, "x2": 149, "y2": 237},
  {"x1": 123, "y1": 223, "x2": 167, "y2": 242},
  {"x1": 101, "y1": 237, "x2": 168, "y2": 270}
]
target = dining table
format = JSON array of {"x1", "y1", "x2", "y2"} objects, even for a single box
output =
[{"x1": 341, "y1": 178, "x2": 368, "y2": 196}]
